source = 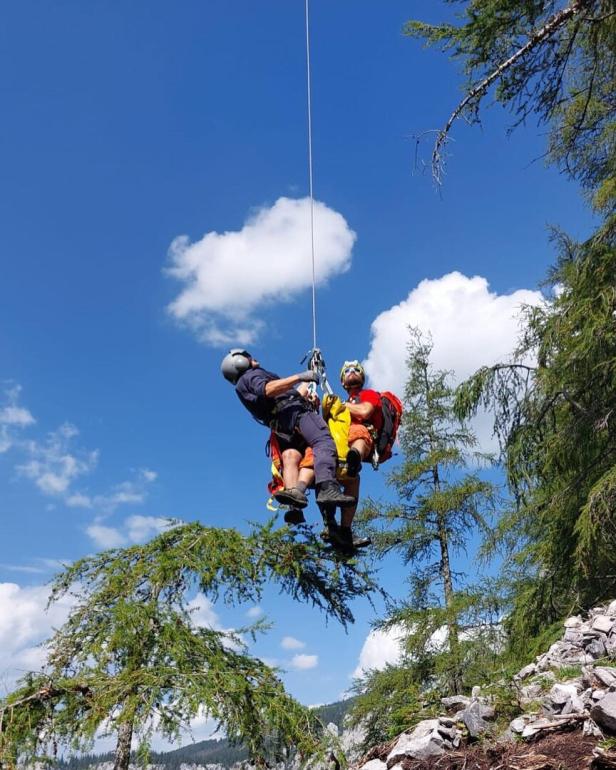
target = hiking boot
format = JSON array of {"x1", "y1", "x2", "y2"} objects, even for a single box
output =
[
  {"x1": 274, "y1": 487, "x2": 308, "y2": 509},
  {"x1": 283, "y1": 508, "x2": 306, "y2": 525},
  {"x1": 315, "y1": 481, "x2": 356, "y2": 508},
  {"x1": 330, "y1": 526, "x2": 355, "y2": 556},
  {"x1": 346, "y1": 448, "x2": 362, "y2": 478},
  {"x1": 317, "y1": 503, "x2": 337, "y2": 542}
]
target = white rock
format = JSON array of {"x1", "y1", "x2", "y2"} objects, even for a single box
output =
[
  {"x1": 591, "y1": 691, "x2": 616, "y2": 733},
  {"x1": 594, "y1": 667, "x2": 616, "y2": 687},
  {"x1": 584, "y1": 718, "x2": 604, "y2": 737},
  {"x1": 594, "y1": 690, "x2": 607, "y2": 701},
  {"x1": 550, "y1": 683, "x2": 579, "y2": 704},
  {"x1": 471, "y1": 685, "x2": 481, "y2": 699},
  {"x1": 520, "y1": 683, "x2": 543, "y2": 701},
  {"x1": 607, "y1": 600, "x2": 616, "y2": 616},
  {"x1": 359, "y1": 760, "x2": 386, "y2": 770},
  {"x1": 325, "y1": 722, "x2": 339, "y2": 737},
  {"x1": 562, "y1": 695, "x2": 586, "y2": 714},
  {"x1": 510, "y1": 717, "x2": 528, "y2": 734},
  {"x1": 592, "y1": 615, "x2": 614, "y2": 634},
  {"x1": 441, "y1": 695, "x2": 471, "y2": 710},
  {"x1": 587, "y1": 639, "x2": 607, "y2": 658},
  {"x1": 564, "y1": 616, "x2": 583, "y2": 628},
  {"x1": 515, "y1": 663, "x2": 537, "y2": 680},
  {"x1": 386, "y1": 719, "x2": 458, "y2": 763}
]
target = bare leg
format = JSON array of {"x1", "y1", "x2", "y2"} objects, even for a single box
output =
[
  {"x1": 298, "y1": 467, "x2": 315, "y2": 491},
  {"x1": 281, "y1": 448, "x2": 302, "y2": 489},
  {"x1": 341, "y1": 476, "x2": 360, "y2": 528},
  {"x1": 350, "y1": 438, "x2": 371, "y2": 460}
]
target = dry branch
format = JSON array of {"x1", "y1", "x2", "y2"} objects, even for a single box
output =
[{"x1": 431, "y1": 0, "x2": 593, "y2": 185}]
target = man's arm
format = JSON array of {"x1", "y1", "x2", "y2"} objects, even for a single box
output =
[
  {"x1": 344, "y1": 401, "x2": 375, "y2": 421},
  {"x1": 264, "y1": 371, "x2": 318, "y2": 398}
]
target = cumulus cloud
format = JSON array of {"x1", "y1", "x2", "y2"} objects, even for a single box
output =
[
  {"x1": 0, "y1": 582, "x2": 73, "y2": 691},
  {"x1": 290, "y1": 653, "x2": 318, "y2": 670},
  {"x1": 86, "y1": 515, "x2": 176, "y2": 549},
  {"x1": 246, "y1": 606, "x2": 263, "y2": 619},
  {"x1": 166, "y1": 197, "x2": 356, "y2": 346},
  {"x1": 364, "y1": 273, "x2": 543, "y2": 451},
  {"x1": 17, "y1": 423, "x2": 98, "y2": 496},
  {"x1": 365, "y1": 272, "x2": 542, "y2": 394},
  {"x1": 281, "y1": 635, "x2": 305, "y2": 650},
  {"x1": 0, "y1": 385, "x2": 35, "y2": 454},
  {"x1": 352, "y1": 626, "x2": 404, "y2": 679}
]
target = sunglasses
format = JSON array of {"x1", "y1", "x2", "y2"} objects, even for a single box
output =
[{"x1": 343, "y1": 366, "x2": 362, "y2": 375}]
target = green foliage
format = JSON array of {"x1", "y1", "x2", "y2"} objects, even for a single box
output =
[
  {"x1": 406, "y1": 1, "x2": 615, "y2": 208},
  {"x1": 57, "y1": 700, "x2": 356, "y2": 770},
  {"x1": 348, "y1": 664, "x2": 435, "y2": 750},
  {"x1": 553, "y1": 665, "x2": 584, "y2": 681},
  {"x1": 0, "y1": 521, "x2": 380, "y2": 769},
  {"x1": 351, "y1": 332, "x2": 501, "y2": 744},
  {"x1": 454, "y1": 221, "x2": 616, "y2": 654}
]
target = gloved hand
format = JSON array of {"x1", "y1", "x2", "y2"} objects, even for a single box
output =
[{"x1": 296, "y1": 370, "x2": 320, "y2": 383}]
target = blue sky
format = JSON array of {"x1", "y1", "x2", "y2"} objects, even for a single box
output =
[{"x1": 0, "y1": 0, "x2": 597, "y2": 744}]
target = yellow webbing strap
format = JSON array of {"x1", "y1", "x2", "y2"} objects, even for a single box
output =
[{"x1": 322, "y1": 395, "x2": 351, "y2": 479}]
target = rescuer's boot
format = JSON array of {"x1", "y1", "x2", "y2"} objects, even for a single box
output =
[
  {"x1": 315, "y1": 480, "x2": 356, "y2": 507},
  {"x1": 283, "y1": 508, "x2": 306, "y2": 525},
  {"x1": 345, "y1": 448, "x2": 362, "y2": 478},
  {"x1": 274, "y1": 487, "x2": 308, "y2": 508}
]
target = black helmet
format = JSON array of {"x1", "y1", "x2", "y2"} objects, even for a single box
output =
[{"x1": 221, "y1": 349, "x2": 252, "y2": 384}]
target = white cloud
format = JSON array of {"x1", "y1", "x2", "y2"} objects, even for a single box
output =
[
  {"x1": 0, "y1": 557, "x2": 67, "y2": 576},
  {"x1": 86, "y1": 523, "x2": 127, "y2": 549},
  {"x1": 281, "y1": 635, "x2": 305, "y2": 650},
  {"x1": 66, "y1": 492, "x2": 92, "y2": 508},
  {"x1": 352, "y1": 626, "x2": 404, "y2": 679},
  {"x1": 125, "y1": 515, "x2": 172, "y2": 542},
  {"x1": 0, "y1": 385, "x2": 35, "y2": 454},
  {"x1": 290, "y1": 653, "x2": 318, "y2": 670},
  {"x1": 66, "y1": 468, "x2": 157, "y2": 512},
  {"x1": 0, "y1": 582, "x2": 73, "y2": 692},
  {"x1": 365, "y1": 272, "x2": 542, "y2": 394},
  {"x1": 166, "y1": 196, "x2": 356, "y2": 346},
  {"x1": 86, "y1": 516, "x2": 175, "y2": 549},
  {"x1": 187, "y1": 595, "x2": 222, "y2": 629},
  {"x1": 246, "y1": 605, "x2": 263, "y2": 619},
  {"x1": 17, "y1": 423, "x2": 98, "y2": 496},
  {"x1": 364, "y1": 273, "x2": 543, "y2": 451}
]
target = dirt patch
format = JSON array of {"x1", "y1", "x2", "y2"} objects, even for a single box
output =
[{"x1": 358, "y1": 730, "x2": 601, "y2": 770}]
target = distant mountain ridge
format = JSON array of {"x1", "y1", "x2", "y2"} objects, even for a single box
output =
[{"x1": 58, "y1": 699, "x2": 354, "y2": 770}]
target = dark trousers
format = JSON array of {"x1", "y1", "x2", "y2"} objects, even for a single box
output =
[{"x1": 275, "y1": 406, "x2": 337, "y2": 485}]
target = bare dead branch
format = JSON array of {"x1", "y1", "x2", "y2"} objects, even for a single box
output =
[{"x1": 431, "y1": 0, "x2": 593, "y2": 185}]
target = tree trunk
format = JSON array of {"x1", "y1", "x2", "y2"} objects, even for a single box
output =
[
  {"x1": 436, "y1": 510, "x2": 463, "y2": 695},
  {"x1": 113, "y1": 718, "x2": 134, "y2": 770}
]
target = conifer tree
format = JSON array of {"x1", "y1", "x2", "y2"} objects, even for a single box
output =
[
  {"x1": 455, "y1": 225, "x2": 616, "y2": 654},
  {"x1": 406, "y1": 0, "x2": 615, "y2": 203},
  {"x1": 406, "y1": 0, "x2": 615, "y2": 660},
  {"x1": 0, "y1": 520, "x2": 380, "y2": 770},
  {"x1": 350, "y1": 331, "x2": 500, "y2": 744}
]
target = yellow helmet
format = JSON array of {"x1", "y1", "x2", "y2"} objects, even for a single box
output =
[{"x1": 340, "y1": 360, "x2": 365, "y2": 385}]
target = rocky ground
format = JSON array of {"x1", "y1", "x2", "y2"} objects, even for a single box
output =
[{"x1": 350, "y1": 601, "x2": 616, "y2": 770}]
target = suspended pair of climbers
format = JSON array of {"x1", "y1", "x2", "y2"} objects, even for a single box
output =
[{"x1": 221, "y1": 349, "x2": 400, "y2": 554}]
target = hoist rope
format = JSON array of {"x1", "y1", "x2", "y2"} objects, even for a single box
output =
[{"x1": 304, "y1": 0, "x2": 317, "y2": 352}]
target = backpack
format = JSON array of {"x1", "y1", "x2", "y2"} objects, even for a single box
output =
[{"x1": 374, "y1": 391, "x2": 403, "y2": 464}]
